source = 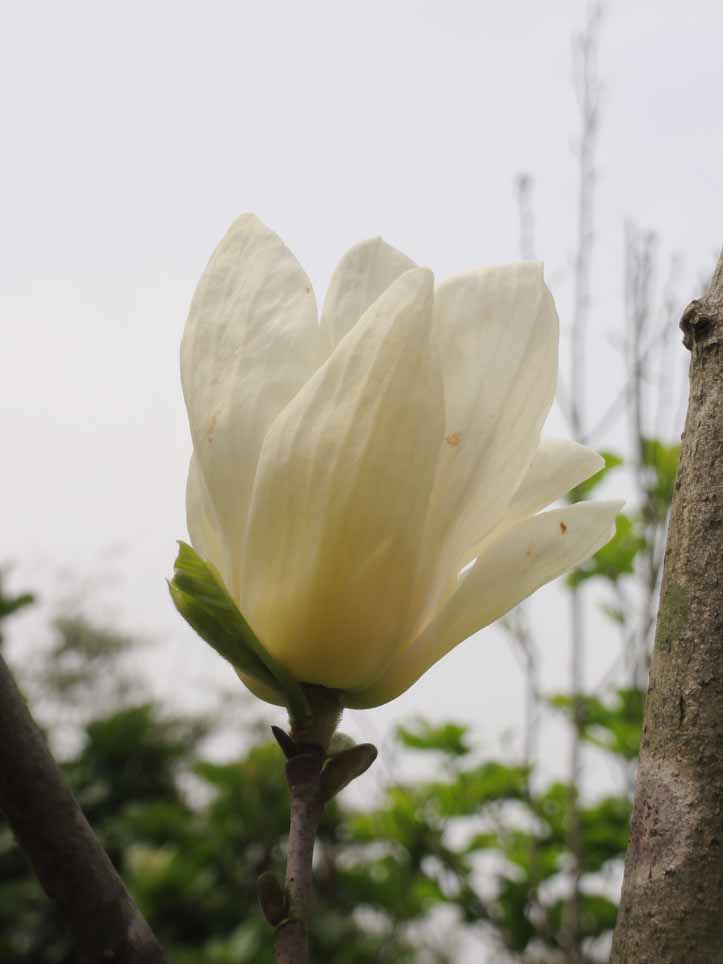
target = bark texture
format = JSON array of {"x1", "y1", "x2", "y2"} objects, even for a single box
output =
[
  {"x1": 0, "y1": 652, "x2": 169, "y2": 964},
  {"x1": 274, "y1": 752, "x2": 324, "y2": 964},
  {"x1": 263, "y1": 704, "x2": 376, "y2": 964},
  {"x1": 610, "y1": 249, "x2": 723, "y2": 964}
]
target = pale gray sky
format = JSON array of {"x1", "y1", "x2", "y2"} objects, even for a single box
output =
[{"x1": 2, "y1": 0, "x2": 721, "y2": 765}]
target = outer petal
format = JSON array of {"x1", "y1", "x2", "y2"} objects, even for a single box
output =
[
  {"x1": 503, "y1": 439, "x2": 604, "y2": 525},
  {"x1": 181, "y1": 214, "x2": 325, "y2": 591},
  {"x1": 320, "y1": 237, "x2": 417, "y2": 347},
  {"x1": 185, "y1": 455, "x2": 231, "y2": 586},
  {"x1": 430, "y1": 439, "x2": 605, "y2": 610},
  {"x1": 240, "y1": 268, "x2": 445, "y2": 691},
  {"x1": 237, "y1": 670, "x2": 286, "y2": 707},
  {"x1": 348, "y1": 500, "x2": 623, "y2": 708},
  {"x1": 411, "y1": 263, "x2": 560, "y2": 625}
]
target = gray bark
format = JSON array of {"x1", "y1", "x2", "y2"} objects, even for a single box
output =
[
  {"x1": 610, "y1": 249, "x2": 723, "y2": 963},
  {"x1": 274, "y1": 752, "x2": 324, "y2": 964},
  {"x1": 0, "y1": 652, "x2": 169, "y2": 964}
]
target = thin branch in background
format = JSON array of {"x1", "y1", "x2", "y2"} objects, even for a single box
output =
[
  {"x1": 581, "y1": 321, "x2": 677, "y2": 445},
  {"x1": 515, "y1": 173, "x2": 536, "y2": 262},
  {"x1": 624, "y1": 221, "x2": 657, "y2": 468},
  {"x1": 590, "y1": 236, "x2": 682, "y2": 677},
  {"x1": 511, "y1": 171, "x2": 542, "y2": 778},
  {"x1": 652, "y1": 252, "x2": 684, "y2": 444},
  {"x1": 624, "y1": 223, "x2": 658, "y2": 686},
  {"x1": 669, "y1": 253, "x2": 717, "y2": 430},
  {"x1": 621, "y1": 227, "x2": 684, "y2": 689},
  {"x1": 514, "y1": 172, "x2": 579, "y2": 425},
  {"x1": 504, "y1": 608, "x2": 540, "y2": 770},
  {"x1": 564, "y1": 5, "x2": 603, "y2": 961},
  {"x1": 586, "y1": 227, "x2": 684, "y2": 807},
  {"x1": 0, "y1": 651, "x2": 169, "y2": 964},
  {"x1": 569, "y1": 1, "x2": 602, "y2": 441}
]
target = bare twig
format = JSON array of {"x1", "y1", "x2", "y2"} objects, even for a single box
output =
[
  {"x1": 504, "y1": 609, "x2": 540, "y2": 769},
  {"x1": 515, "y1": 173, "x2": 536, "y2": 262},
  {"x1": 581, "y1": 321, "x2": 675, "y2": 445},
  {"x1": 511, "y1": 172, "x2": 542, "y2": 775},
  {"x1": 569, "y1": 1, "x2": 602, "y2": 440},
  {"x1": 0, "y1": 651, "x2": 169, "y2": 964},
  {"x1": 563, "y1": 6, "x2": 603, "y2": 960}
]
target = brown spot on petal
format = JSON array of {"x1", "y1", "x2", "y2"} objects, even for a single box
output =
[
  {"x1": 207, "y1": 412, "x2": 217, "y2": 443},
  {"x1": 526, "y1": 545, "x2": 535, "y2": 559},
  {"x1": 560, "y1": 521, "x2": 568, "y2": 534},
  {"x1": 445, "y1": 432, "x2": 463, "y2": 447}
]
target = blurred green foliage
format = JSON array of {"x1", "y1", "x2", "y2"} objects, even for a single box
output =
[
  {"x1": 639, "y1": 438, "x2": 680, "y2": 524},
  {"x1": 550, "y1": 689, "x2": 644, "y2": 762},
  {"x1": 566, "y1": 442, "x2": 679, "y2": 591},
  {"x1": 567, "y1": 514, "x2": 647, "y2": 588},
  {"x1": 0, "y1": 591, "x2": 643, "y2": 963},
  {"x1": 568, "y1": 451, "x2": 623, "y2": 504},
  {"x1": 0, "y1": 571, "x2": 34, "y2": 644},
  {"x1": 0, "y1": 599, "x2": 445, "y2": 964}
]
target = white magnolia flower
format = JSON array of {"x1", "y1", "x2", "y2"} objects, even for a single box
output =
[{"x1": 179, "y1": 214, "x2": 621, "y2": 710}]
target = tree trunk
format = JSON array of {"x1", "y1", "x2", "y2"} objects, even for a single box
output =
[
  {"x1": 0, "y1": 652, "x2": 169, "y2": 964},
  {"x1": 610, "y1": 249, "x2": 723, "y2": 964}
]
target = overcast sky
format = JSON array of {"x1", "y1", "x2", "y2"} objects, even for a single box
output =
[{"x1": 2, "y1": 0, "x2": 721, "y2": 771}]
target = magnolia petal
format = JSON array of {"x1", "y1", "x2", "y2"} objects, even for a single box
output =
[
  {"x1": 185, "y1": 455, "x2": 231, "y2": 586},
  {"x1": 433, "y1": 439, "x2": 606, "y2": 609},
  {"x1": 504, "y1": 439, "x2": 604, "y2": 525},
  {"x1": 321, "y1": 237, "x2": 417, "y2": 347},
  {"x1": 410, "y1": 263, "x2": 560, "y2": 626},
  {"x1": 237, "y1": 670, "x2": 286, "y2": 708},
  {"x1": 348, "y1": 500, "x2": 623, "y2": 708},
  {"x1": 240, "y1": 268, "x2": 444, "y2": 690},
  {"x1": 181, "y1": 214, "x2": 325, "y2": 592}
]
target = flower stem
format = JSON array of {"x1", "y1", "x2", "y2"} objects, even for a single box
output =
[{"x1": 274, "y1": 750, "x2": 324, "y2": 964}]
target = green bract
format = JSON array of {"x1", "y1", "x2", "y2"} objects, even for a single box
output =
[{"x1": 168, "y1": 542, "x2": 310, "y2": 723}]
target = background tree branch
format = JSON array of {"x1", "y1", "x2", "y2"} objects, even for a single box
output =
[
  {"x1": 0, "y1": 650, "x2": 169, "y2": 964},
  {"x1": 610, "y1": 247, "x2": 723, "y2": 963}
]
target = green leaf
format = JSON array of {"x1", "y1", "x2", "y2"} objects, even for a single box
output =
[
  {"x1": 545, "y1": 892, "x2": 617, "y2": 939},
  {"x1": 430, "y1": 762, "x2": 529, "y2": 817},
  {"x1": 494, "y1": 829, "x2": 563, "y2": 881},
  {"x1": 168, "y1": 542, "x2": 310, "y2": 723},
  {"x1": 495, "y1": 877, "x2": 537, "y2": 951},
  {"x1": 579, "y1": 796, "x2": 632, "y2": 870},
  {"x1": 347, "y1": 784, "x2": 434, "y2": 845},
  {"x1": 530, "y1": 781, "x2": 571, "y2": 838},
  {"x1": 548, "y1": 688, "x2": 644, "y2": 760},
  {"x1": 395, "y1": 719, "x2": 471, "y2": 757},
  {"x1": 566, "y1": 514, "x2": 645, "y2": 587},
  {"x1": 0, "y1": 591, "x2": 34, "y2": 622},
  {"x1": 640, "y1": 437, "x2": 680, "y2": 523},
  {"x1": 338, "y1": 855, "x2": 446, "y2": 920},
  {"x1": 464, "y1": 831, "x2": 499, "y2": 854},
  {"x1": 599, "y1": 602, "x2": 626, "y2": 625},
  {"x1": 567, "y1": 450, "x2": 623, "y2": 503}
]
